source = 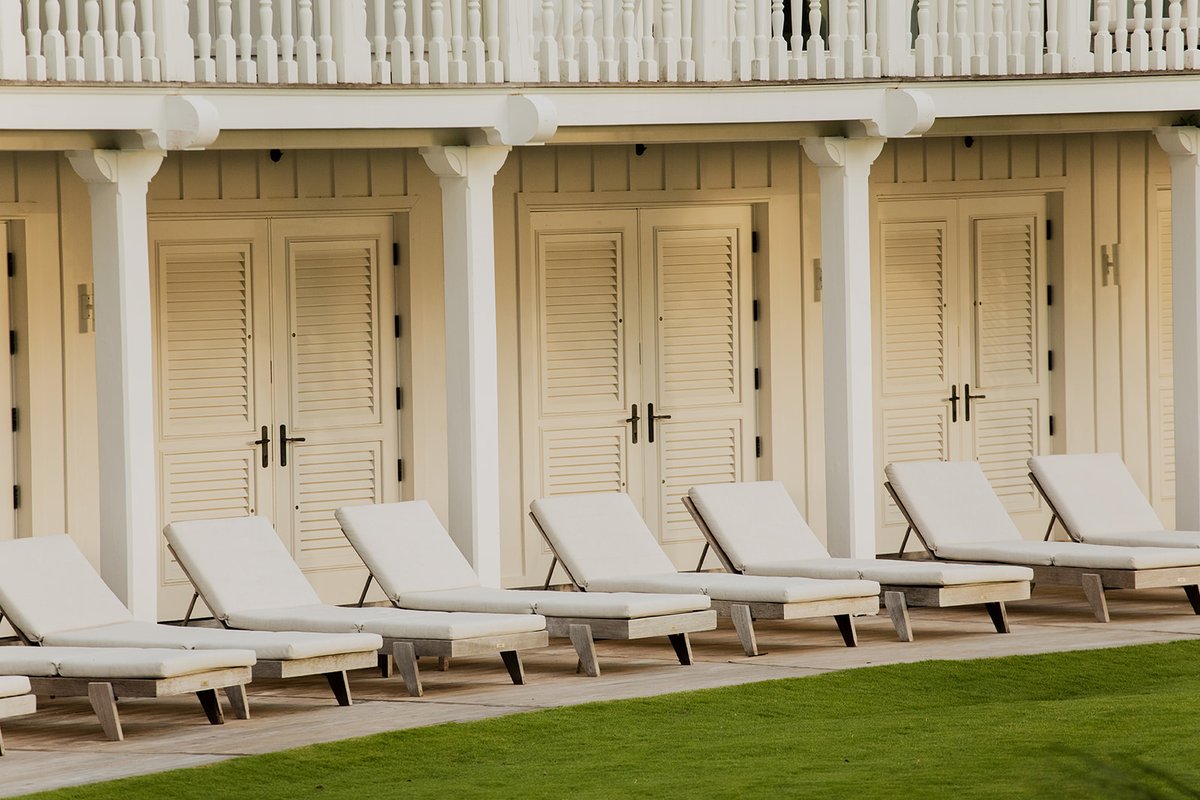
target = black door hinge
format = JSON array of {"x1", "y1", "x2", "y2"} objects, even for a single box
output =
[
  {"x1": 8, "y1": 331, "x2": 15, "y2": 355},
  {"x1": 397, "y1": 459, "x2": 404, "y2": 482},
  {"x1": 1047, "y1": 285, "x2": 1053, "y2": 307},
  {"x1": 751, "y1": 231, "x2": 759, "y2": 253},
  {"x1": 1048, "y1": 415, "x2": 1056, "y2": 437},
  {"x1": 755, "y1": 436, "x2": 762, "y2": 458},
  {"x1": 396, "y1": 387, "x2": 403, "y2": 410},
  {"x1": 752, "y1": 300, "x2": 760, "y2": 322},
  {"x1": 1046, "y1": 219, "x2": 1053, "y2": 241},
  {"x1": 394, "y1": 315, "x2": 401, "y2": 338},
  {"x1": 754, "y1": 368, "x2": 761, "y2": 390},
  {"x1": 6, "y1": 253, "x2": 13, "y2": 278},
  {"x1": 12, "y1": 485, "x2": 19, "y2": 509},
  {"x1": 10, "y1": 408, "x2": 16, "y2": 432},
  {"x1": 392, "y1": 242, "x2": 400, "y2": 266},
  {"x1": 1047, "y1": 350, "x2": 1054, "y2": 372}
]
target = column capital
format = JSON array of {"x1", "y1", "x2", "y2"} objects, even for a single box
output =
[
  {"x1": 802, "y1": 136, "x2": 886, "y2": 171},
  {"x1": 420, "y1": 145, "x2": 511, "y2": 183},
  {"x1": 66, "y1": 149, "x2": 165, "y2": 187},
  {"x1": 1155, "y1": 126, "x2": 1200, "y2": 161}
]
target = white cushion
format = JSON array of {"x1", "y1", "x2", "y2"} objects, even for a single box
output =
[
  {"x1": 225, "y1": 604, "x2": 547, "y2": 641},
  {"x1": 1030, "y1": 453, "x2": 1164, "y2": 538},
  {"x1": 587, "y1": 571, "x2": 880, "y2": 603},
  {"x1": 0, "y1": 647, "x2": 256, "y2": 680},
  {"x1": 529, "y1": 493, "x2": 678, "y2": 589},
  {"x1": 742, "y1": 558, "x2": 1033, "y2": 586},
  {"x1": 937, "y1": 539, "x2": 1200, "y2": 570},
  {"x1": 884, "y1": 461, "x2": 1022, "y2": 553},
  {"x1": 42, "y1": 621, "x2": 381, "y2": 661},
  {"x1": 395, "y1": 587, "x2": 710, "y2": 619},
  {"x1": 336, "y1": 502, "x2": 482, "y2": 597},
  {"x1": 0, "y1": 535, "x2": 133, "y2": 641},
  {"x1": 1079, "y1": 530, "x2": 1200, "y2": 549},
  {"x1": 164, "y1": 517, "x2": 322, "y2": 619},
  {"x1": 687, "y1": 482, "x2": 830, "y2": 570},
  {"x1": 0, "y1": 675, "x2": 30, "y2": 698}
]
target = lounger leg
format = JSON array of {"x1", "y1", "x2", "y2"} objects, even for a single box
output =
[
  {"x1": 87, "y1": 682, "x2": 123, "y2": 742},
  {"x1": 985, "y1": 601, "x2": 1011, "y2": 634},
  {"x1": 883, "y1": 592, "x2": 913, "y2": 642},
  {"x1": 378, "y1": 653, "x2": 394, "y2": 678},
  {"x1": 394, "y1": 642, "x2": 423, "y2": 697},
  {"x1": 224, "y1": 685, "x2": 250, "y2": 720},
  {"x1": 668, "y1": 633, "x2": 694, "y2": 665},
  {"x1": 568, "y1": 623, "x2": 600, "y2": 677},
  {"x1": 324, "y1": 671, "x2": 353, "y2": 707},
  {"x1": 835, "y1": 614, "x2": 858, "y2": 647},
  {"x1": 1185, "y1": 585, "x2": 1200, "y2": 615},
  {"x1": 1081, "y1": 573, "x2": 1110, "y2": 623},
  {"x1": 0, "y1": 724, "x2": 5, "y2": 756},
  {"x1": 437, "y1": 657, "x2": 450, "y2": 672},
  {"x1": 500, "y1": 651, "x2": 526, "y2": 685},
  {"x1": 730, "y1": 603, "x2": 760, "y2": 657},
  {"x1": 197, "y1": 689, "x2": 225, "y2": 726}
]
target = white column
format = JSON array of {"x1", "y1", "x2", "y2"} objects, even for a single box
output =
[
  {"x1": 801, "y1": 136, "x2": 885, "y2": 558},
  {"x1": 67, "y1": 149, "x2": 164, "y2": 621},
  {"x1": 419, "y1": 144, "x2": 510, "y2": 586},
  {"x1": 1156, "y1": 127, "x2": 1200, "y2": 530}
]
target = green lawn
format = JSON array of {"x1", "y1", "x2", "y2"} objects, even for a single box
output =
[{"x1": 20, "y1": 641, "x2": 1200, "y2": 800}]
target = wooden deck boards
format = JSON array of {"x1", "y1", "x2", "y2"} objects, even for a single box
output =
[{"x1": 3, "y1": 586, "x2": 1199, "y2": 796}]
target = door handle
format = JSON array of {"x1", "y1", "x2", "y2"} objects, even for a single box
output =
[
  {"x1": 279, "y1": 424, "x2": 307, "y2": 468},
  {"x1": 625, "y1": 404, "x2": 640, "y2": 445},
  {"x1": 964, "y1": 384, "x2": 988, "y2": 422},
  {"x1": 647, "y1": 403, "x2": 672, "y2": 444},
  {"x1": 947, "y1": 384, "x2": 960, "y2": 423},
  {"x1": 252, "y1": 425, "x2": 270, "y2": 469}
]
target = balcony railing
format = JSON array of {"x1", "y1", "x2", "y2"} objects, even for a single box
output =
[{"x1": 1, "y1": 1, "x2": 1197, "y2": 86}]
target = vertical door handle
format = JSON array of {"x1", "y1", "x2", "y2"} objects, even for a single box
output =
[
  {"x1": 647, "y1": 403, "x2": 673, "y2": 444},
  {"x1": 964, "y1": 384, "x2": 988, "y2": 422},
  {"x1": 279, "y1": 424, "x2": 307, "y2": 468},
  {"x1": 625, "y1": 404, "x2": 640, "y2": 444},
  {"x1": 252, "y1": 425, "x2": 271, "y2": 469},
  {"x1": 947, "y1": 384, "x2": 960, "y2": 423}
]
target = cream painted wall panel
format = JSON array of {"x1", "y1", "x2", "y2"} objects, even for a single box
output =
[
  {"x1": 954, "y1": 138, "x2": 984, "y2": 182},
  {"x1": 1038, "y1": 136, "x2": 1066, "y2": 178},
  {"x1": 368, "y1": 151, "x2": 409, "y2": 197},
  {"x1": 699, "y1": 143, "x2": 734, "y2": 190},
  {"x1": 520, "y1": 148, "x2": 559, "y2": 193},
  {"x1": 556, "y1": 148, "x2": 593, "y2": 193},
  {"x1": 333, "y1": 151, "x2": 372, "y2": 198},
  {"x1": 219, "y1": 152, "x2": 260, "y2": 199},
  {"x1": 1150, "y1": 189, "x2": 1175, "y2": 521},
  {"x1": 1117, "y1": 134, "x2": 1151, "y2": 496},
  {"x1": 260, "y1": 152, "x2": 299, "y2": 199},
  {"x1": 980, "y1": 138, "x2": 1011, "y2": 181},
  {"x1": 895, "y1": 139, "x2": 925, "y2": 183},
  {"x1": 296, "y1": 151, "x2": 335, "y2": 198},
  {"x1": 732, "y1": 144, "x2": 770, "y2": 189},
  {"x1": 630, "y1": 146, "x2": 666, "y2": 192},
  {"x1": 925, "y1": 139, "x2": 955, "y2": 183},
  {"x1": 1092, "y1": 135, "x2": 1124, "y2": 456},
  {"x1": 1011, "y1": 139, "x2": 1039, "y2": 180},
  {"x1": 665, "y1": 144, "x2": 701, "y2": 191},
  {"x1": 593, "y1": 147, "x2": 631, "y2": 192},
  {"x1": 0, "y1": 155, "x2": 17, "y2": 203},
  {"x1": 180, "y1": 151, "x2": 222, "y2": 200}
]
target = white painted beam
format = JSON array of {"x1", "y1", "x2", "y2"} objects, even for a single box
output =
[
  {"x1": 66, "y1": 149, "x2": 164, "y2": 621},
  {"x1": 802, "y1": 136, "x2": 885, "y2": 558},
  {"x1": 1155, "y1": 127, "x2": 1200, "y2": 530},
  {"x1": 419, "y1": 144, "x2": 510, "y2": 586}
]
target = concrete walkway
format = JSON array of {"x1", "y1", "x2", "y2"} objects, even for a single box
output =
[{"x1": 3, "y1": 585, "x2": 1199, "y2": 797}]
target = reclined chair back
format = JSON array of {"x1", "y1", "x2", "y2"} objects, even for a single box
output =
[
  {"x1": 1029, "y1": 453, "x2": 1165, "y2": 541},
  {"x1": 883, "y1": 461, "x2": 1022, "y2": 556}
]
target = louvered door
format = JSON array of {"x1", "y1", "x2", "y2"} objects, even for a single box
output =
[
  {"x1": 271, "y1": 217, "x2": 398, "y2": 602},
  {"x1": 1151, "y1": 190, "x2": 1175, "y2": 519},
  {"x1": 639, "y1": 207, "x2": 756, "y2": 565},
  {"x1": 151, "y1": 219, "x2": 273, "y2": 619}
]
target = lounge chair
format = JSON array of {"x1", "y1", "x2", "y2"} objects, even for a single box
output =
[
  {"x1": 0, "y1": 646, "x2": 254, "y2": 741},
  {"x1": 0, "y1": 675, "x2": 35, "y2": 754},
  {"x1": 336, "y1": 501, "x2": 717, "y2": 676},
  {"x1": 884, "y1": 460, "x2": 1200, "y2": 622},
  {"x1": 528, "y1": 493, "x2": 882, "y2": 656},
  {"x1": 684, "y1": 482, "x2": 1033, "y2": 641},
  {"x1": 0, "y1": 536, "x2": 381, "y2": 706},
  {"x1": 1029, "y1": 453, "x2": 1200, "y2": 548},
  {"x1": 164, "y1": 517, "x2": 550, "y2": 696}
]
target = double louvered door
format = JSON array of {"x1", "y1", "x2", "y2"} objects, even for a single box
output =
[
  {"x1": 523, "y1": 206, "x2": 756, "y2": 570},
  {"x1": 151, "y1": 216, "x2": 397, "y2": 618},
  {"x1": 876, "y1": 196, "x2": 1050, "y2": 549}
]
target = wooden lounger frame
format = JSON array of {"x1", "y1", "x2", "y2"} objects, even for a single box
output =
[
  {"x1": 0, "y1": 691, "x2": 36, "y2": 754},
  {"x1": 884, "y1": 481, "x2": 1200, "y2": 623},
  {"x1": 530, "y1": 511, "x2": 877, "y2": 658},
  {"x1": 356, "y1": 550, "x2": 718, "y2": 680},
  {"x1": 684, "y1": 495, "x2": 1029, "y2": 643}
]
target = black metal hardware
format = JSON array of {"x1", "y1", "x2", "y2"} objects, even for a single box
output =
[
  {"x1": 752, "y1": 299, "x2": 760, "y2": 321},
  {"x1": 1049, "y1": 415, "x2": 1056, "y2": 437},
  {"x1": 8, "y1": 331, "x2": 14, "y2": 355},
  {"x1": 11, "y1": 485, "x2": 18, "y2": 510},
  {"x1": 253, "y1": 425, "x2": 271, "y2": 468},
  {"x1": 751, "y1": 231, "x2": 760, "y2": 253},
  {"x1": 396, "y1": 387, "x2": 403, "y2": 410},
  {"x1": 964, "y1": 383, "x2": 988, "y2": 422},
  {"x1": 279, "y1": 424, "x2": 306, "y2": 467},
  {"x1": 625, "y1": 403, "x2": 640, "y2": 444},
  {"x1": 755, "y1": 436, "x2": 762, "y2": 458},
  {"x1": 1047, "y1": 285, "x2": 1054, "y2": 306},
  {"x1": 754, "y1": 368, "x2": 761, "y2": 390},
  {"x1": 392, "y1": 242, "x2": 400, "y2": 266},
  {"x1": 394, "y1": 315, "x2": 401, "y2": 338},
  {"x1": 1046, "y1": 219, "x2": 1053, "y2": 240},
  {"x1": 1048, "y1": 350, "x2": 1054, "y2": 372},
  {"x1": 947, "y1": 384, "x2": 960, "y2": 423},
  {"x1": 10, "y1": 408, "x2": 16, "y2": 432},
  {"x1": 647, "y1": 403, "x2": 672, "y2": 444},
  {"x1": 6, "y1": 253, "x2": 13, "y2": 277},
  {"x1": 398, "y1": 458, "x2": 404, "y2": 482}
]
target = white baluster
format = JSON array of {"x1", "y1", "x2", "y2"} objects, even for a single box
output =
[
  {"x1": 970, "y1": 0, "x2": 987, "y2": 73},
  {"x1": 952, "y1": 0, "x2": 970, "y2": 73},
  {"x1": 1025, "y1": 0, "x2": 1044, "y2": 73},
  {"x1": 483, "y1": 0, "x2": 501, "y2": 80},
  {"x1": 428, "y1": 0, "x2": 448, "y2": 80},
  {"x1": 581, "y1": 0, "x2": 600, "y2": 79},
  {"x1": 618, "y1": 0, "x2": 637, "y2": 80},
  {"x1": 388, "y1": 0, "x2": 411, "y2": 82},
  {"x1": 537, "y1": 0, "x2": 558, "y2": 81},
  {"x1": 410, "y1": 0, "x2": 428, "y2": 83},
  {"x1": 137, "y1": 0, "x2": 159, "y2": 80},
  {"x1": 1094, "y1": 0, "x2": 1113, "y2": 72},
  {"x1": 255, "y1": 0, "x2": 277, "y2": 82},
  {"x1": 1114, "y1": 0, "x2": 1131, "y2": 70},
  {"x1": 1043, "y1": 0, "x2": 1060, "y2": 71},
  {"x1": 864, "y1": 0, "x2": 880, "y2": 76},
  {"x1": 296, "y1": 0, "x2": 317, "y2": 81},
  {"x1": 767, "y1": 0, "x2": 786, "y2": 78},
  {"x1": 316, "y1": 0, "x2": 336, "y2": 82},
  {"x1": 370, "y1": 0, "x2": 391, "y2": 82},
  {"x1": 560, "y1": 0, "x2": 580, "y2": 82},
  {"x1": 214, "y1": 0, "x2": 234, "y2": 80},
  {"x1": 66, "y1": 0, "x2": 85, "y2": 79},
  {"x1": 99, "y1": 0, "x2": 123, "y2": 80},
  {"x1": 752, "y1": 0, "x2": 769, "y2": 78},
  {"x1": 845, "y1": 0, "x2": 864, "y2": 78},
  {"x1": 1008, "y1": 0, "x2": 1024, "y2": 73},
  {"x1": 1186, "y1": 0, "x2": 1200, "y2": 67},
  {"x1": 448, "y1": 0, "x2": 466, "y2": 81},
  {"x1": 279, "y1": 0, "x2": 297, "y2": 82},
  {"x1": 116, "y1": 0, "x2": 142, "y2": 81},
  {"x1": 601, "y1": 0, "x2": 618, "y2": 79},
  {"x1": 787, "y1": 0, "x2": 805, "y2": 78},
  {"x1": 935, "y1": 0, "x2": 951, "y2": 74},
  {"x1": 1130, "y1": 0, "x2": 1149, "y2": 69},
  {"x1": 1151, "y1": 0, "x2": 1165, "y2": 69},
  {"x1": 732, "y1": 0, "x2": 750, "y2": 79},
  {"x1": 807, "y1": 0, "x2": 825, "y2": 78},
  {"x1": 916, "y1": 0, "x2": 934, "y2": 74},
  {"x1": 193, "y1": 0, "x2": 215, "y2": 80},
  {"x1": 660, "y1": 0, "x2": 680, "y2": 80},
  {"x1": 233, "y1": 0, "x2": 254, "y2": 81},
  {"x1": 988, "y1": 0, "x2": 1006, "y2": 74},
  {"x1": 43, "y1": 0, "x2": 68, "y2": 79},
  {"x1": 1169, "y1": 0, "x2": 1185, "y2": 68},
  {"x1": 464, "y1": 0, "x2": 485, "y2": 81},
  {"x1": 24, "y1": 0, "x2": 47, "y2": 79},
  {"x1": 678, "y1": 0, "x2": 694, "y2": 80},
  {"x1": 826, "y1": 0, "x2": 846, "y2": 77},
  {"x1": 639, "y1": 0, "x2": 658, "y2": 81}
]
